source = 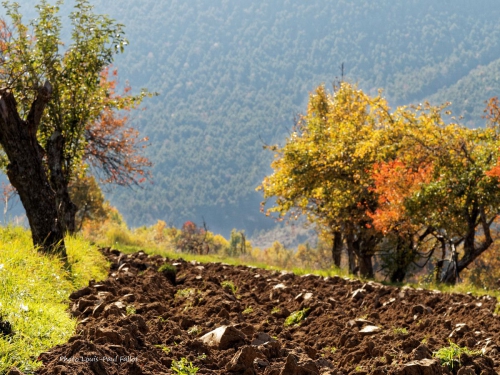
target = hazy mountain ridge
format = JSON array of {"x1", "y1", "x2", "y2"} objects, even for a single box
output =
[{"x1": 4, "y1": 0, "x2": 500, "y2": 236}]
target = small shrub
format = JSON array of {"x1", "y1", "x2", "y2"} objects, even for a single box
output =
[
  {"x1": 126, "y1": 305, "x2": 136, "y2": 315},
  {"x1": 284, "y1": 308, "x2": 310, "y2": 327},
  {"x1": 221, "y1": 280, "x2": 237, "y2": 294},
  {"x1": 494, "y1": 303, "x2": 500, "y2": 316},
  {"x1": 433, "y1": 341, "x2": 481, "y2": 370},
  {"x1": 271, "y1": 306, "x2": 281, "y2": 315},
  {"x1": 154, "y1": 344, "x2": 171, "y2": 354},
  {"x1": 242, "y1": 306, "x2": 253, "y2": 315},
  {"x1": 188, "y1": 325, "x2": 201, "y2": 336},
  {"x1": 183, "y1": 302, "x2": 194, "y2": 312},
  {"x1": 171, "y1": 357, "x2": 199, "y2": 374},
  {"x1": 392, "y1": 327, "x2": 408, "y2": 335},
  {"x1": 323, "y1": 346, "x2": 337, "y2": 354},
  {"x1": 175, "y1": 288, "x2": 196, "y2": 299}
]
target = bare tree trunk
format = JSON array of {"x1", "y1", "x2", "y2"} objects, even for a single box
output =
[
  {"x1": 331, "y1": 231, "x2": 342, "y2": 267},
  {"x1": 434, "y1": 237, "x2": 446, "y2": 283},
  {"x1": 0, "y1": 85, "x2": 66, "y2": 257},
  {"x1": 346, "y1": 231, "x2": 375, "y2": 278},
  {"x1": 345, "y1": 232, "x2": 359, "y2": 275},
  {"x1": 388, "y1": 236, "x2": 417, "y2": 283},
  {"x1": 441, "y1": 208, "x2": 493, "y2": 284},
  {"x1": 347, "y1": 245, "x2": 357, "y2": 274},
  {"x1": 358, "y1": 253, "x2": 374, "y2": 279}
]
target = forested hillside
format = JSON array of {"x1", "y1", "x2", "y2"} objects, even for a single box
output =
[{"x1": 6, "y1": 0, "x2": 500, "y2": 236}]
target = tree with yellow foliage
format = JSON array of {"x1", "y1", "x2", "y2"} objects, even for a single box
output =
[
  {"x1": 260, "y1": 82, "x2": 500, "y2": 283},
  {"x1": 259, "y1": 83, "x2": 391, "y2": 277}
]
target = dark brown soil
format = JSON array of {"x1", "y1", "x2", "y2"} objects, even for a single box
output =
[{"x1": 25, "y1": 248, "x2": 500, "y2": 375}]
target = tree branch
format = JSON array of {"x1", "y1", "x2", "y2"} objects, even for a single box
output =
[{"x1": 26, "y1": 80, "x2": 52, "y2": 136}]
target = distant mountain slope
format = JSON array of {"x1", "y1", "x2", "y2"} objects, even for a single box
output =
[
  {"x1": 427, "y1": 58, "x2": 500, "y2": 125},
  {"x1": 6, "y1": 0, "x2": 500, "y2": 236}
]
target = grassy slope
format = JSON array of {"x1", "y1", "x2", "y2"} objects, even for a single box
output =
[
  {"x1": 0, "y1": 227, "x2": 108, "y2": 374},
  {"x1": 2, "y1": 223, "x2": 499, "y2": 373}
]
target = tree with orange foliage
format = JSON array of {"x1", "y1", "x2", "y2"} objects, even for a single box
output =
[
  {"x1": 369, "y1": 160, "x2": 433, "y2": 235},
  {"x1": 0, "y1": 1, "x2": 151, "y2": 257},
  {"x1": 370, "y1": 102, "x2": 500, "y2": 283},
  {"x1": 368, "y1": 159, "x2": 439, "y2": 281},
  {"x1": 261, "y1": 81, "x2": 500, "y2": 283}
]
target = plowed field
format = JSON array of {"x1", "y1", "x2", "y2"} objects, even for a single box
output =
[{"x1": 26, "y1": 249, "x2": 500, "y2": 375}]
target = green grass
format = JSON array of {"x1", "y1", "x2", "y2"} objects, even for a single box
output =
[
  {"x1": 242, "y1": 306, "x2": 254, "y2": 315},
  {"x1": 392, "y1": 327, "x2": 409, "y2": 335},
  {"x1": 220, "y1": 280, "x2": 237, "y2": 295},
  {"x1": 284, "y1": 308, "x2": 310, "y2": 327},
  {"x1": 158, "y1": 263, "x2": 176, "y2": 273},
  {"x1": 171, "y1": 357, "x2": 199, "y2": 374},
  {"x1": 410, "y1": 278, "x2": 500, "y2": 301},
  {"x1": 65, "y1": 235, "x2": 109, "y2": 288},
  {"x1": 0, "y1": 227, "x2": 109, "y2": 374},
  {"x1": 290, "y1": 265, "x2": 354, "y2": 279},
  {"x1": 98, "y1": 233, "x2": 284, "y2": 272},
  {"x1": 433, "y1": 341, "x2": 482, "y2": 370}
]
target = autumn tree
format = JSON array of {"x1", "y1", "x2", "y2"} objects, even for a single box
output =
[
  {"x1": 370, "y1": 102, "x2": 500, "y2": 283},
  {"x1": 259, "y1": 83, "x2": 391, "y2": 278},
  {"x1": 261, "y1": 82, "x2": 500, "y2": 283},
  {"x1": 0, "y1": 1, "x2": 151, "y2": 256},
  {"x1": 175, "y1": 221, "x2": 211, "y2": 254},
  {"x1": 227, "y1": 229, "x2": 247, "y2": 257},
  {"x1": 368, "y1": 159, "x2": 437, "y2": 282},
  {"x1": 68, "y1": 171, "x2": 108, "y2": 232}
]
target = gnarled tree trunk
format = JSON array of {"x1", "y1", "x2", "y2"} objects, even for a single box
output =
[
  {"x1": 0, "y1": 84, "x2": 66, "y2": 258},
  {"x1": 440, "y1": 208, "x2": 494, "y2": 284},
  {"x1": 47, "y1": 130, "x2": 78, "y2": 233}
]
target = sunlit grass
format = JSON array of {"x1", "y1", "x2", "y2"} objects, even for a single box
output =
[
  {"x1": 91, "y1": 221, "x2": 500, "y2": 303},
  {"x1": 410, "y1": 279, "x2": 500, "y2": 301},
  {"x1": 0, "y1": 227, "x2": 108, "y2": 374}
]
